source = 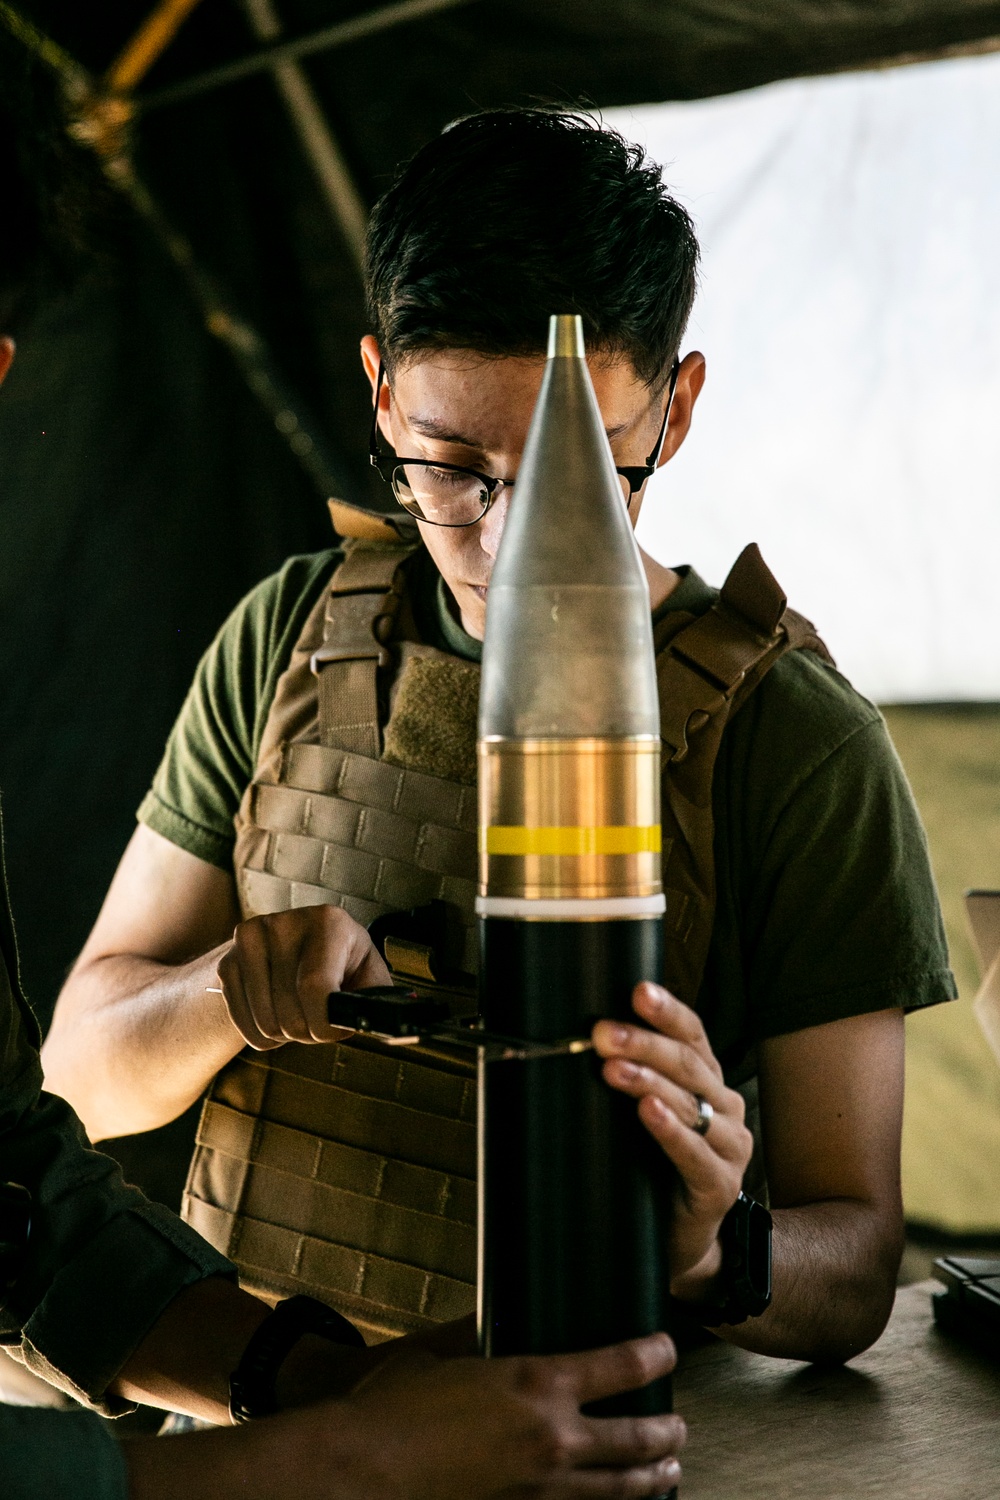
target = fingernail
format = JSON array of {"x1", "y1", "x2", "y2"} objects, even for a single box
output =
[
  {"x1": 614, "y1": 1060, "x2": 640, "y2": 1081},
  {"x1": 606, "y1": 1024, "x2": 630, "y2": 1045}
]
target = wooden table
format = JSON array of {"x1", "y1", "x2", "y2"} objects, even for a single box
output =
[{"x1": 673, "y1": 1282, "x2": 1000, "y2": 1498}]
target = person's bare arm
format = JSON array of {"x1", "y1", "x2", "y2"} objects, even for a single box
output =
[
  {"x1": 108, "y1": 1276, "x2": 365, "y2": 1422},
  {"x1": 596, "y1": 990, "x2": 904, "y2": 1364},
  {"x1": 42, "y1": 827, "x2": 242, "y2": 1139},
  {"x1": 733, "y1": 1006, "x2": 905, "y2": 1362},
  {"x1": 42, "y1": 825, "x2": 389, "y2": 1141}
]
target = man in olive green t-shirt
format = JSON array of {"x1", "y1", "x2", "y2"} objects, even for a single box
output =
[{"x1": 44, "y1": 109, "x2": 955, "y2": 1366}]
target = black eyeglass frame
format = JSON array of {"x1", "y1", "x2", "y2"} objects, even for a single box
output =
[{"x1": 367, "y1": 356, "x2": 682, "y2": 528}]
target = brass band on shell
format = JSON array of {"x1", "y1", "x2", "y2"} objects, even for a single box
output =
[{"x1": 478, "y1": 736, "x2": 662, "y2": 900}]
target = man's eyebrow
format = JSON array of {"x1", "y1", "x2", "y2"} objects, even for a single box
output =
[
  {"x1": 406, "y1": 412, "x2": 633, "y2": 444},
  {"x1": 407, "y1": 414, "x2": 483, "y2": 445}
]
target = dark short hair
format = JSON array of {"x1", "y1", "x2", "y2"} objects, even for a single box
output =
[
  {"x1": 365, "y1": 108, "x2": 699, "y2": 387},
  {"x1": 0, "y1": 33, "x2": 105, "y2": 333}
]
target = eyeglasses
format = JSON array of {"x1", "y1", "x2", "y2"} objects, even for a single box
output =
[{"x1": 368, "y1": 357, "x2": 681, "y2": 528}]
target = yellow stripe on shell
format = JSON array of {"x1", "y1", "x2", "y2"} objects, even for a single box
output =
[{"x1": 482, "y1": 825, "x2": 662, "y2": 856}]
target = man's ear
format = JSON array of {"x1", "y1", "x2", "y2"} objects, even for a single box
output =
[
  {"x1": 0, "y1": 338, "x2": 15, "y2": 388},
  {"x1": 360, "y1": 333, "x2": 393, "y2": 446},
  {"x1": 360, "y1": 333, "x2": 380, "y2": 393},
  {"x1": 657, "y1": 350, "x2": 706, "y2": 469}
]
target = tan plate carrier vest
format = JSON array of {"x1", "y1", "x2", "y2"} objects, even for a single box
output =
[{"x1": 182, "y1": 538, "x2": 831, "y2": 1341}]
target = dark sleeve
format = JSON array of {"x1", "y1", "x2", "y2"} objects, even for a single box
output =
[
  {"x1": 0, "y1": 817, "x2": 235, "y2": 1416},
  {"x1": 743, "y1": 711, "x2": 957, "y2": 1041},
  {"x1": 3, "y1": 1087, "x2": 236, "y2": 1415},
  {"x1": 0, "y1": 1407, "x2": 127, "y2": 1500},
  {"x1": 137, "y1": 550, "x2": 337, "y2": 869}
]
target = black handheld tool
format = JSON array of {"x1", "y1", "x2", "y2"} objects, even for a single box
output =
[
  {"x1": 328, "y1": 986, "x2": 594, "y2": 1060},
  {"x1": 328, "y1": 986, "x2": 449, "y2": 1038}
]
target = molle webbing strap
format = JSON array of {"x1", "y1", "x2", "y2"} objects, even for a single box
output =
[
  {"x1": 186, "y1": 1196, "x2": 475, "y2": 1338},
  {"x1": 315, "y1": 542, "x2": 416, "y2": 756},
  {"x1": 250, "y1": 779, "x2": 475, "y2": 886},
  {"x1": 656, "y1": 544, "x2": 832, "y2": 1005},
  {"x1": 236, "y1": 735, "x2": 479, "y2": 967},
  {"x1": 183, "y1": 1034, "x2": 477, "y2": 1339}
]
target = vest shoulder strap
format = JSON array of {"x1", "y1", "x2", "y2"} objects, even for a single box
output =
[
  {"x1": 655, "y1": 544, "x2": 833, "y2": 1005},
  {"x1": 314, "y1": 539, "x2": 418, "y2": 757}
]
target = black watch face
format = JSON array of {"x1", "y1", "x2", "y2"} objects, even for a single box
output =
[{"x1": 740, "y1": 1197, "x2": 773, "y2": 1313}]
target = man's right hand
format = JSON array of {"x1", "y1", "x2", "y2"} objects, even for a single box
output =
[
  {"x1": 43, "y1": 829, "x2": 394, "y2": 1138},
  {"x1": 217, "y1": 904, "x2": 392, "y2": 1051},
  {"x1": 336, "y1": 1332, "x2": 684, "y2": 1499}
]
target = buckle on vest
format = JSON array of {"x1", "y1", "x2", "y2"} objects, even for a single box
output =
[
  {"x1": 311, "y1": 640, "x2": 391, "y2": 674},
  {"x1": 311, "y1": 590, "x2": 394, "y2": 674}
]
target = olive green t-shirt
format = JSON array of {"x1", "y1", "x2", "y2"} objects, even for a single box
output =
[{"x1": 138, "y1": 547, "x2": 955, "y2": 1080}]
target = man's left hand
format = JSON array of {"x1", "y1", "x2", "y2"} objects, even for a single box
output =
[{"x1": 593, "y1": 982, "x2": 753, "y2": 1298}]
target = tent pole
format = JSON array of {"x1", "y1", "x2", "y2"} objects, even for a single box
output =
[
  {"x1": 104, "y1": 0, "x2": 205, "y2": 96},
  {"x1": 140, "y1": 0, "x2": 476, "y2": 113},
  {"x1": 243, "y1": 0, "x2": 369, "y2": 274}
]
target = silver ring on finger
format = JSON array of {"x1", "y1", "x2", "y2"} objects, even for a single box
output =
[{"x1": 692, "y1": 1094, "x2": 714, "y2": 1136}]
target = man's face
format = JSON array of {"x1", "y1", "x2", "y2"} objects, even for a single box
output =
[{"x1": 360, "y1": 335, "x2": 704, "y2": 639}]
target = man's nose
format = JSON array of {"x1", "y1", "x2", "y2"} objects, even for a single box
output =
[{"x1": 478, "y1": 483, "x2": 513, "y2": 561}]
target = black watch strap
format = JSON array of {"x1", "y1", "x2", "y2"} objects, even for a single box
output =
[
  {"x1": 229, "y1": 1294, "x2": 366, "y2": 1423},
  {"x1": 695, "y1": 1191, "x2": 773, "y2": 1327}
]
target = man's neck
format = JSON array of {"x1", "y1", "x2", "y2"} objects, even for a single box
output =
[{"x1": 641, "y1": 547, "x2": 680, "y2": 612}]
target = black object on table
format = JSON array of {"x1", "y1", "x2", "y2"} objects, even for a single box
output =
[{"x1": 932, "y1": 1256, "x2": 1000, "y2": 1359}]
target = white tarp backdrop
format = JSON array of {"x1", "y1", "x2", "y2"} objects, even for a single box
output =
[{"x1": 608, "y1": 51, "x2": 1000, "y2": 703}]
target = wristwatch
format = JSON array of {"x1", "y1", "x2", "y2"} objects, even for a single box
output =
[
  {"x1": 229, "y1": 1294, "x2": 367, "y2": 1423},
  {"x1": 694, "y1": 1191, "x2": 773, "y2": 1326}
]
